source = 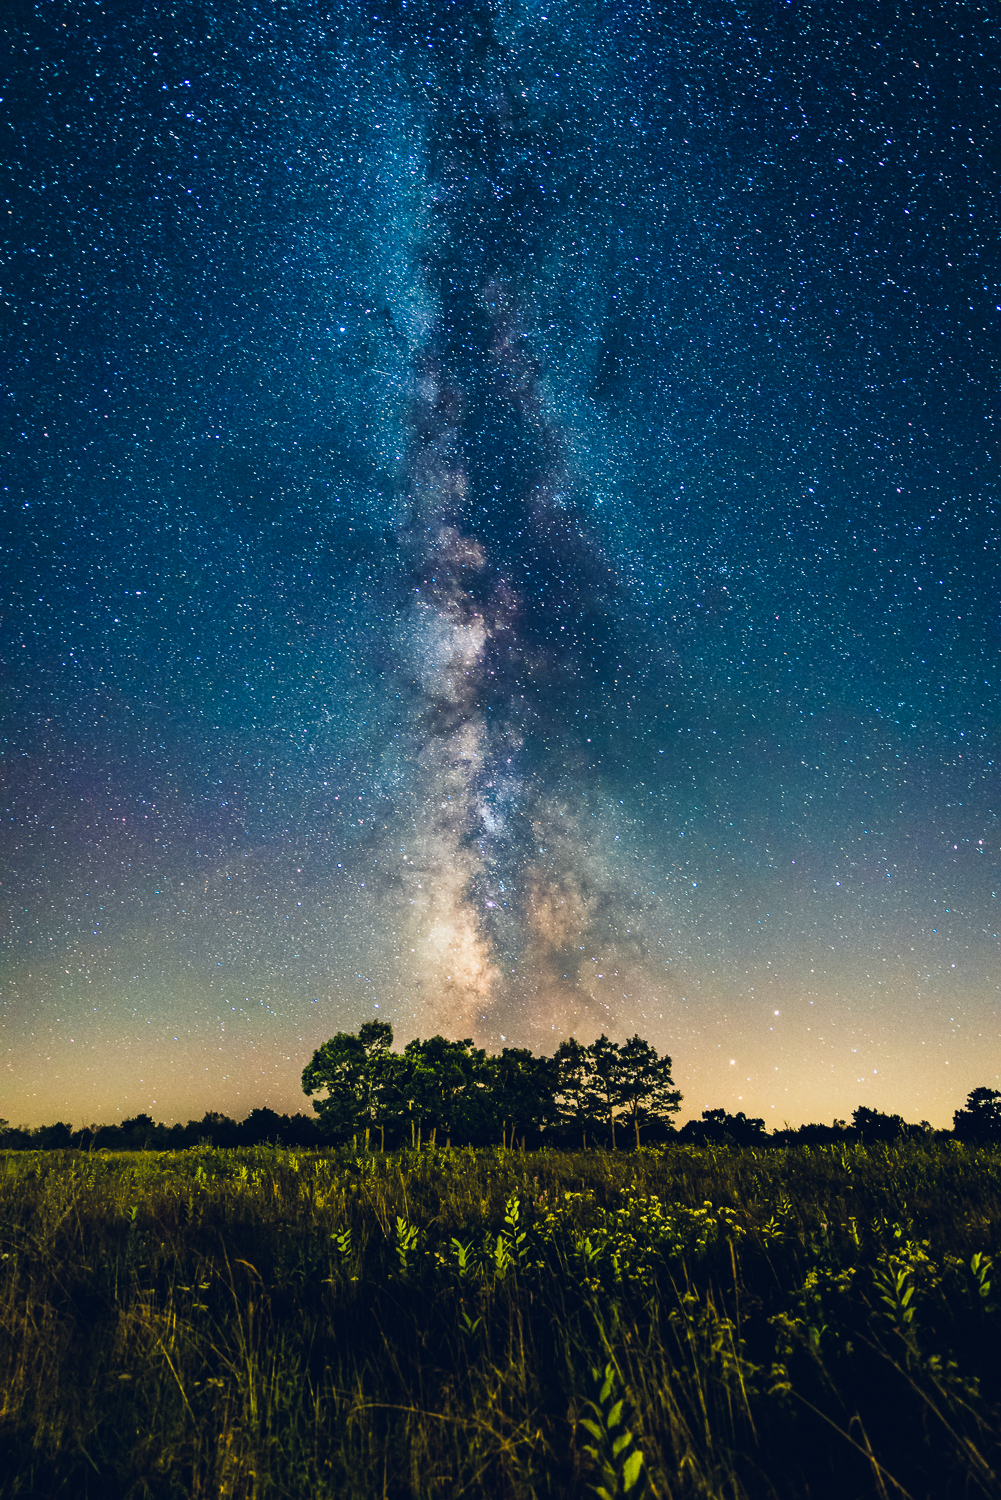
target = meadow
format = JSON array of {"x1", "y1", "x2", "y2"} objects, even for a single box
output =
[{"x1": 1, "y1": 1141, "x2": 999, "y2": 1499}]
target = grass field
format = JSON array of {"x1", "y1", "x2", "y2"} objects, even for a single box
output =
[{"x1": 1, "y1": 1141, "x2": 999, "y2": 1498}]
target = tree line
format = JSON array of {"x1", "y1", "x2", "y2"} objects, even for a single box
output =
[
  {"x1": 300, "y1": 1023, "x2": 682, "y2": 1150},
  {"x1": 2, "y1": 1026, "x2": 998, "y2": 1150},
  {"x1": 0, "y1": 1109, "x2": 322, "y2": 1153},
  {"x1": 300, "y1": 1025, "x2": 1001, "y2": 1151}
]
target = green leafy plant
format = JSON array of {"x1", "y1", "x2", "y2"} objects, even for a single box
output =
[
  {"x1": 450, "y1": 1235, "x2": 477, "y2": 1278},
  {"x1": 459, "y1": 1307, "x2": 482, "y2": 1343},
  {"x1": 579, "y1": 1361, "x2": 647, "y2": 1498},
  {"x1": 394, "y1": 1214, "x2": 420, "y2": 1275},
  {"x1": 970, "y1": 1251, "x2": 995, "y2": 1310},
  {"x1": 502, "y1": 1192, "x2": 530, "y2": 1271}
]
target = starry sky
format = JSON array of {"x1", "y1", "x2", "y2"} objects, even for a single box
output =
[{"x1": 2, "y1": 0, "x2": 999, "y2": 1130}]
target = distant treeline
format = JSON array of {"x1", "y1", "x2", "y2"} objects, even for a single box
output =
[
  {"x1": 0, "y1": 1109, "x2": 322, "y2": 1153},
  {"x1": 2, "y1": 1021, "x2": 999, "y2": 1150}
]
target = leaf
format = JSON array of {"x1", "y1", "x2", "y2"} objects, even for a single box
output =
[
  {"x1": 622, "y1": 1449, "x2": 645, "y2": 1491},
  {"x1": 579, "y1": 1419, "x2": 604, "y2": 1441},
  {"x1": 612, "y1": 1430, "x2": 633, "y2": 1457},
  {"x1": 606, "y1": 1399, "x2": 625, "y2": 1430}
]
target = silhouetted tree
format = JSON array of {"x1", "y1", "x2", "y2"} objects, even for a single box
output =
[
  {"x1": 953, "y1": 1087, "x2": 1001, "y2": 1144},
  {"x1": 33, "y1": 1121, "x2": 73, "y2": 1150},
  {"x1": 771, "y1": 1120, "x2": 849, "y2": 1145},
  {"x1": 195, "y1": 1112, "x2": 241, "y2": 1148},
  {"x1": 490, "y1": 1047, "x2": 557, "y2": 1148},
  {"x1": 588, "y1": 1035, "x2": 623, "y2": 1148},
  {"x1": 554, "y1": 1037, "x2": 595, "y2": 1147},
  {"x1": 850, "y1": 1105, "x2": 907, "y2": 1144},
  {"x1": 616, "y1": 1034, "x2": 682, "y2": 1147},
  {"x1": 119, "y1": 1114, "x2": 158, "y2": 1149},
  {"x1": 241, "y1": 1107, "x2": 285, "y2": 1145},
  {"x1": 679, "y1": 1109, "x2": 767, "y2": 1147}
]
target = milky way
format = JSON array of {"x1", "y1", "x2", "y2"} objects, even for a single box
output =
[
  {"x1": 383, "y1": 75, "x2": 670, "y2": 1043},
  {"x1": 2, "y1": 0, "x2": 999, "y2": 1128}
]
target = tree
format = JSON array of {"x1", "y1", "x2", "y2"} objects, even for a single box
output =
[
  {"x1": 121, "y1": 1114, "x2": 159, "y2": 1149},
  {"x1": 302, "y1": 1022, "x2": 396, "y2": 1146},
  {"x1": 554, "y1": 1037, "x2": 597, "y2": 1147},
  {"x1": 615, "y1": 1034, "x2": 682, "y2": 1147},
  {"x1": 491, "y1": 1047, "x2": 557, "y2": 1149},
  {"x1": 678, "y1": 1109, "x2": 766, "y2": 1147},
  {"x1": 366, "y1": 1047, "x2": 410, "y2": 1150},
  {"x1": 299, "y1": 1022, "x2": 689, "y2": 1152},
  {"x1": 242, "y1": 1107, "x2": 285, "y2": 1145},
  {"x1": 356, "y1": 1020, "x2": 394, "y2": 1149},
  {"x1": 771, "y1": 1119, "x2": 848, "y2": 1146},
  {"x1": 588, "y1": 1035, "x2": 622, "y2": 1149},
  {"x1": 953, "y1": 1087, "x2": 1001, "y2": 1145},
  {"x1": 401, "y1": 1035, "x2": 486, "y2": 1147},
  {"x1": 302, "y1": 1031, "x2": 367, "y2": 1140},
  {"x1": 850, "y1": 1105, "x2": 906, "y2": 1144}
]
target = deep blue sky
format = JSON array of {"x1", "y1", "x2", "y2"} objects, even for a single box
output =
[{"x1": 2, "y1": 0, "x2": 998, "y2": 1128}]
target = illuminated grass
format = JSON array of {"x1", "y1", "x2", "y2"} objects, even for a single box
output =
[{"x1": 1, "y1": 1142, "x2": 999, "y2": 1497}]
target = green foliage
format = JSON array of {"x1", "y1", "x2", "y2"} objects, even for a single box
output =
[
  {"x1": 575, "y1": 1034, "x2": 681, "y2": 1149},
  {"x1": 394, "y1": 1214, "x2": 421, "y2": 1276},
  {"x1": 617, "y1": 1033, "x2": 683, "y2": 1148},
  {"x1": 491, "y1": 1048, "x2": 558, "y2": 1147},
  {"x1": 1, "y1": 1140, "x2": 1000, "y2": 1497},
  {"x1": 580, "y1": 1363, "x2": 647, "y2": 1498},
  {"x1": 969, "y1": 1251, "x2": 995, "y2": 1310},
  {"x1": 554, "y1": 1036, "x2": 595, "y2": 1145},
  {"x1": 302, "y1": 1022, "x2": 395, "y2": 1144}
]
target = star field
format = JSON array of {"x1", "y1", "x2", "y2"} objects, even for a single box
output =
[{"x1": 2, "y1": 0, "x2": 999, "y2": 1128}]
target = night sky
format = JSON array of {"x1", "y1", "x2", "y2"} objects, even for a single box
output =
[{"x1": 3, "y1": 0, "x2": 999, "y2": 1130}]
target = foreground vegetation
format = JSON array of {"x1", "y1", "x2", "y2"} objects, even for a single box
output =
[{"x1": 1, "y1": 1141, "x2": 1000, "y2": 1499}]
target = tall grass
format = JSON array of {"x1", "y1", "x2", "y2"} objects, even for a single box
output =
[{"x1": 1, "y1": 1141, "x2": 999, "y2": 1498}]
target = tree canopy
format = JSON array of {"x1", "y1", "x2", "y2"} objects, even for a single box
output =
[
  {"x1": 952, "y1": 1087, "x2": 1001, "y2": 1145},
  {"x1": 301, "y1": 1027, "x2": 682, "y2": 1148}
]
